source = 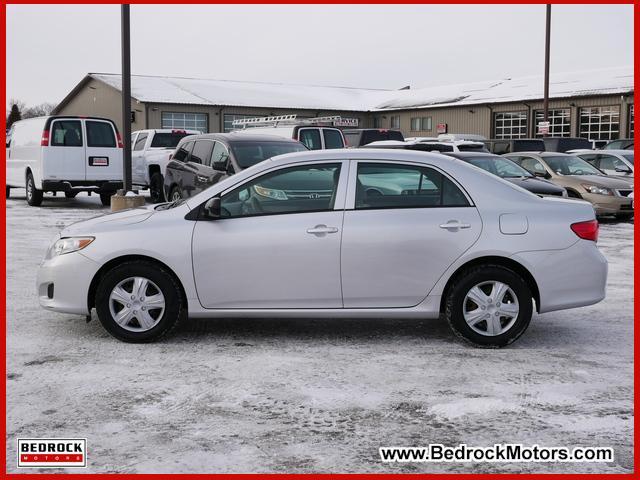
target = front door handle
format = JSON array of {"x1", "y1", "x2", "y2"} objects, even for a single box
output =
[
  {"x1": 439, "y1": 221, "x2": 471, "y2": 230},
  {"x1": 307, "y1": 224, "x2": 339, "y2": 235}
]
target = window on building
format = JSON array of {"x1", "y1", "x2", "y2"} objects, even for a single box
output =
[
  {"x1": 579, "y1": 106, "x2": 620, "y2": 141},
  {"x1": 494, "y1": 112, "x2": 528, "y2": 139},
  {"x1": 390, "y1": 116, "x2": 400, "y2": 129},
  {"x1": 223, "y1": 113, "x2": 266, "y2": 133},
  {"x1": 161, "y1": 112, "x2": 208, "y2": 133},
  {"x1": 410, "y1": 117, "x2": 432, "y2": 131},
  {"x1": 372, "y1": 117, "x2": 382, "y2": 128},
  {"x1": 534, "y1": 109, "x2": 570, "y2": 137},
  {"x1": 629, "y1": 104, "x2": 634, "y2": 137}
]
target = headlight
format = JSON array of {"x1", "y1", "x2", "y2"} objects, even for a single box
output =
[
  {"x1": 49, "y1": 237, "x2": 95, "y2": 257},
  {"x1": 254, "y1": 185, "x2": 288, "y2": 200},
  {"x1": 581, "y1": 184, "x2": 613, "y2": 196}
]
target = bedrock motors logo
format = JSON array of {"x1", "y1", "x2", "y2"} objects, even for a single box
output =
[{"x1": 18, "y1": 439, "x2": 87, "y2": 468}]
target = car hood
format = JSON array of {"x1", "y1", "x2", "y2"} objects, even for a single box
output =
[
  {"x1": 61, "y1": 205, "x2": 156, "y2": 236},
  {"x1": 505, "y1": 177, "x2": 565, "y2": 195},
  {"x1": 558, "y1": 174, "x2": 634, "y2": 189}
]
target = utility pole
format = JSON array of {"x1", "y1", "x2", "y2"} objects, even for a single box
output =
[
  {"x1": 121, "y1": 4, "x2": 132, "y2": 192},
  {"x1": 542, "y1": 4, "x2": 551, "y2": 136},
  {"x1": 112, "y1": 4, "x2": 144, "y2": 211}
]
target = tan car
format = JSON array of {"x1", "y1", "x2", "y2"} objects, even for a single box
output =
[{"x1": 504, "y1": 152, "x2": 634, "y2": 219}]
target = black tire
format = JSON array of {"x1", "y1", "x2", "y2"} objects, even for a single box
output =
[
  {"x1": 95, "y1": 260, "x2": 184, "y2": 342},
  {"x1": 149, "y1": 172, "x2": 166, "y2": 203},
  {"x1": 5, "y1": 186, "x2": 9, "y2": 199},
  {"x1": 615, "y1": 213, "x2": 634, "y2": 221},
  {"x1": 169, "y1": 185, "x2": 182, "y2": 202},
  {"x1": 445, "y1": 265, "x2": 533, "y2": 348},
  {"x1": 26, "y1": 172, "x2": 43, "y2": 206},
  {"x1": 99, "y1": 192, "x2": 112, "y2": 207},
  {"x1": 65, "y1": 191, "x2": 79, "y2": 199}
]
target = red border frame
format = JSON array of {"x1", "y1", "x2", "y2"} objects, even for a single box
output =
[{"x1": 2, "y1": 2, "x2": 637, "y2": 478}]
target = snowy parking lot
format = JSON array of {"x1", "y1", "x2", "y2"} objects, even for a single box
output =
[{"x1": 6, "y1": 191, "x2": 634, "y2": 474}]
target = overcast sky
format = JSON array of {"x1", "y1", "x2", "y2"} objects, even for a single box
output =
[{"x1": 6, "y1": 4, "x2": 634, "y2": 108}]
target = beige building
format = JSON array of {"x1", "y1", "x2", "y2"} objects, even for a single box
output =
[{"x1": 53, "y1": 67, "x2": 634, "y2": 141}]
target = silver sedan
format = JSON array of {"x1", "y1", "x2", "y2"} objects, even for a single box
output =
[{"x1": 37, "y1": 149, "x2": 607, "y2": 347}]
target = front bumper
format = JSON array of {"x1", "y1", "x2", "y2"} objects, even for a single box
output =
[
  {"x1": 36, "y1": 251, "x2": 100, "y2": 315},
  {"x1": 581, "y1": 192, "x2": 633, "y2": 216},
  {"x1": 513, "y1": 239, "x2": 607, "y2": 314}
]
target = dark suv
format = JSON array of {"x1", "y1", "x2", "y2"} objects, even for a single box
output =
[{"x1": 163, "y1": 133, "x2": 307, "y2": 201}]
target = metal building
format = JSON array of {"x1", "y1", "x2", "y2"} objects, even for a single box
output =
[{"x1": 53, "y1": 66, "x2": 634, "y2": 141}]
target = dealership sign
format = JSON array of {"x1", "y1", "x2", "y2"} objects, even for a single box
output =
[
  {"x1": 18, "y1": 439, "x2": 87, "y2": 468},
  {"x1": 436, "y1": 123, "x2": 447, "y2": 134},
  {"x1": 333, "y1": 118, "x2": 359, "y2": 127}
]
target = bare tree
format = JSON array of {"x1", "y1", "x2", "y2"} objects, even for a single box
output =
[{"x1": 23, "y1": 102, "x2": 57, "y2": 119}]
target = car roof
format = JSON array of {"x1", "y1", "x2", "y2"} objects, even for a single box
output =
[
  {"x1": 505, "y1": 151, "x2": 564, "y2": 157},
  {"x1": 444, "y1": 152, "x2": 502, "y2": 159},
  {"x1": 182, "y1": 132, "x2": 301, "y2": 144},
  {"x1": 592, "y1": 149, "x2": 634, "y2": 154}
]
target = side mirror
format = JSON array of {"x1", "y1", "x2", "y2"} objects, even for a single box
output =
[
  {"x1": 533, "y1": 171, "x2": 550, "y2": 179},
  {"x1": 202, "y1": 197, "x2": 221, "y2": 219},
  {"x1": 212, "y1": 154, "x2": 230, "y2": 172},
  {"x1": 615, "y1": 166, "x2": 632, "y2": 173}
]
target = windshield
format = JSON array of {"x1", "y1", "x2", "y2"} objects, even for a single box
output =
[
  {"x1": 150, "y1": 132, "x2": 194, "y2": 148},
  {"x1": 622, "y1": 153, "x2": 634, "y2": 165},
  {"x1": 465, "y1": 156, "x2": 533, "y2": 178},
  {"x1": 544, "y1": 155, "x2": 602, "y2": 175},
  {"x1": 231, "y1": 142, "x2": 307, "y2": 169}
]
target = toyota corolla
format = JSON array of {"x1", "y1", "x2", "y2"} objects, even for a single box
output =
[{"x1": 37, "y1": 149, "x2": 607, "y2": 347}]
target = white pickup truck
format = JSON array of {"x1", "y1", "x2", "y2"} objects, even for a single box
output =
[{"x1": 131, "y1": 129, "x2": 199, "y2": 202}]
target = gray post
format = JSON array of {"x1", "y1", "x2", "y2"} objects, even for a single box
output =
[
  {"x1": 542, "y1": 4, "x2": 551, "y2": 136},
  {"x1": 121, "y1": 4, "x2": 132, "y2": 192}
]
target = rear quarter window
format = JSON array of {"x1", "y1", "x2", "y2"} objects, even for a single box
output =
[{"x1": 86, "y1": 121, "x2": 116, "y2": 147}]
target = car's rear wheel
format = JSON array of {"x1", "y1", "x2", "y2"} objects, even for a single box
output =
[
  {"x1": 99, "y1": 192, "x2": 112, "y2": 207},
  {"x1": 445, "y1": 265, "x2": 533, "y2": 348},
  {"x1": 615, "y1": 213, "x2": 633, "y2": 221},
  {"x1": 65, "y1": 191, "x2": 79, "y2": 199},
  {"x1": 26, "y1": 172, "x2": 43, "y2": 206},
  {"x1": 95, "y1": 261, "x2": 184, "y2": 342},
  {"x1": 149, "y1": 172, "x2": 166, "y2": 203},
  {"x1": 6, "y1": 186, "x2": 10, "y2": 199},
  {"x1": 169, "y1": 185, "x2": 182, "y2": 202}
]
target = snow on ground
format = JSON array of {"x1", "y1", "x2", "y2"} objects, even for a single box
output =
[{"x1": 6, "y1": 191, "x2": 634, "y2": 473}]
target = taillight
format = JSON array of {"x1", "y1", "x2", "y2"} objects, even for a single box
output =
[
  {"x1": 40, "y1": 129, "x2": 50, "y2": 146},
  {"x1": 571, "y1": 220, "x2": 599, "y2": 242},
  {"x1": 116, "y1": 132, "x2": 123, "y2": 148}
]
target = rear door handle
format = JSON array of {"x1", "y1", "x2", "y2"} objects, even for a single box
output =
[
  {"x1": 307, "y1": 224, "x2": 339, "y2": 235},
  {"x1": 439, "y1": 221, "x2": 471, "y2": 230}
]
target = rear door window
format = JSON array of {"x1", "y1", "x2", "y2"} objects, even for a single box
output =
[
  {"x1": 51, "y1": 120, "x2": 83, "y2": 147},
  {"x1": 298, "y1": 129, "x2": 322, "y2": 150},
  {"x1": 323, "y1": 129, "x2": 344, "y2": 149},
  {"x1": 355, "y1": 163, "x2": 469, "y2": 209},
  {"x1": 173, "y1": 141, "x2": 194, "y2": 162},
  {"x1": 133, "y1": 133, "x2": 148, "y2": 151},
  {"x1": 190, "y1": 140, "x2": 214, "y2": 165},
  {"x1": 86, "y1": 121, "x2": 116, "y2": 147}
]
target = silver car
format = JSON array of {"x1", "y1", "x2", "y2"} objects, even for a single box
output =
[{"x1": 37, "y1": 149, "x2": 607, "y2": 347}]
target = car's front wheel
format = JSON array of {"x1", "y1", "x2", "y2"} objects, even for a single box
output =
[
  {"x1": 445, "y1": 265, "x2": 533, "y2": 348},
  {"x1": 95, "y1": 260, "x2": 184, "y2": 342},
  {"x1": 169, "y1": 185, "x2": 183, "y2": 202},
  {"x1": 6, "y1": 186, "x2": 10, "y2": 199}
]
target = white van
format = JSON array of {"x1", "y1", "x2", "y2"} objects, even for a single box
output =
[{"x1": 6, "y1": 116, "x2": 123, "y2": 206}]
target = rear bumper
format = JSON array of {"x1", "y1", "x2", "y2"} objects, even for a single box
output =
[
  {"x1": 581, "y1": 192, "x2": 633, "y2": 216},
  {"x1": 42, "y1": 180, "x2": 123, "y2": 193},
  {"x1": 512, "y1": 240, "x2": 607, "y2": 314}
]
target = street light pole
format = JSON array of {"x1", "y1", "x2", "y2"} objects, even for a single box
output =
[
  {"x1": 121, "y1": 4, "x2": 132, "y2": 192},
  {"x1": 542, "y1": 4, "x2": 551, "y2": 136}
]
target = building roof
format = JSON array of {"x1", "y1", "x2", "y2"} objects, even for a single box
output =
[{"x1": 57, "y1": 67, "x2": 633, "y2": 114}]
